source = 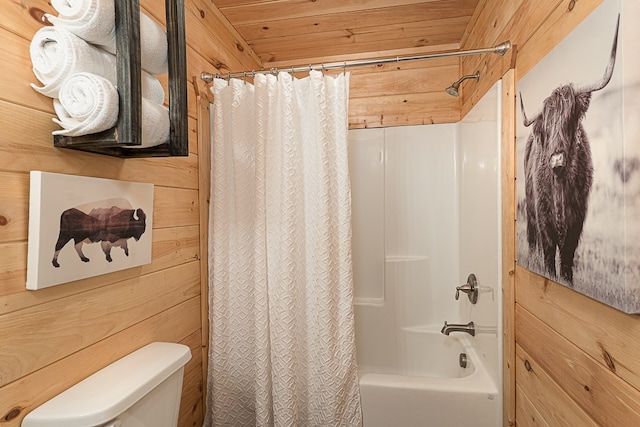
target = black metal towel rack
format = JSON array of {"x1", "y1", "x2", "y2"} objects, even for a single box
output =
[{"x1": 53, "y1": 0, "x2": 188, "y2": 158}]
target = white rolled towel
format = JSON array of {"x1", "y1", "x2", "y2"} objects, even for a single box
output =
[
  {"x1": 124, "y1": 98, "x2": 170, "y2": 149},
  {"x1": 30, "y1": 26, "x2": 116, "y2": 98},
  {"x1": 53, "y1": 72, "x2": 170, "y2": 147},
  {"x1": 52, "y1": 72, "x2": 119, "y2": 136},
  {"x1": 30, "y1": 26, "x2": 165, "y2": 103},
  {"x1": 141, "y1": 75, "x2": 165, "y2": 105},
  {"x1": 47, "y1": 0, "x2": 169, "y2": 75}
]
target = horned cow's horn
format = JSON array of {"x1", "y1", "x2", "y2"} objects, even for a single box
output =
[
  {"x1": 579, "y1": 14, "x2": 620, "y2": 93},
  {"x1": 520, "y1": 92, "x2": 539, "y2": 127}
]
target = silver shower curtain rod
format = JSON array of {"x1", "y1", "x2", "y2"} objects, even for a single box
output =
[{"x1": 200, "y1": 41, "x2": 512, "y2": 83}]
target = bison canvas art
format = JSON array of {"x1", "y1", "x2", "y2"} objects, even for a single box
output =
[
  {"x1": 27, "y1": 172, "x2": 153, "y2": 290},
  {"x1": 52, "y1": 203, "x2": 147, "y2": 268},
  {"x1": 516, "y1": 0, "x2": 640, "y2": 313}
]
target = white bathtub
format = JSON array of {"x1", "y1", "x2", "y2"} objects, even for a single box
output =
[{"x1": 358, "y1": 328, "x2": 500, "y2": 427}]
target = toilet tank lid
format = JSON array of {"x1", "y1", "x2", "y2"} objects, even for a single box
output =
[{"x1": 22, "y1": 342, "x2": 192, "y2": 427}]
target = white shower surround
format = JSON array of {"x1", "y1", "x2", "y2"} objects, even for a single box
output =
[{"x1": 349, "y1": 82, "x2": 502, "y2": 426}]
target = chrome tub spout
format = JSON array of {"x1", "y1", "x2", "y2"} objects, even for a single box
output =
[{"x1": 441, "y1": 321, "x2": 475, "y2": 336}]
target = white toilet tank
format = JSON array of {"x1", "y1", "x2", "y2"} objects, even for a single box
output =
[{"x1": 22, "y1": 342, "x2": 192, "y2": 427}]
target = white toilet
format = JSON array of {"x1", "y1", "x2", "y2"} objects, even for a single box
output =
[{"x1": 22, "y1": 342, "x2": 192, "y2": 427}]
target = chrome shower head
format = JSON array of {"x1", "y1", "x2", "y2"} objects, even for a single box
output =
[
  {"x1": 445, "y1": 85, "x2": 460, "y2": 97},
  {"x1": 445, "y1": 72, "x2": 480, "y2": 97}
]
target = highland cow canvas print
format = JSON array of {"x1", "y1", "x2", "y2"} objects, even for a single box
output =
[
  {"x1": 516, "y1": 0, "x2": 640, "y2": 313},
  {"x1": 26, "y1": 171, "x2": 154, "y2": 290}
]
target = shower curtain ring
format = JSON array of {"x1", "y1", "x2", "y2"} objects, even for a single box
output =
[
  {"x1": 243, "y1": 72, "x2": 247, "y2": 85},
  {"x1": 321, "y1": 64, "x2": 326, "y2": 75}
]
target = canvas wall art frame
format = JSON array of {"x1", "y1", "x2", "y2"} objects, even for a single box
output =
[
  {"x1": 26, "y1": 171, "x2": 154, "y2": 290},
  {"x1": 516, "y1": 0, "x2": 640, "y2": 313}
]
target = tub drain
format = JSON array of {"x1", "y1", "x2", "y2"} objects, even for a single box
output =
[{"x1": 459, "y1": 353, "x2": 468, "y2": 368}]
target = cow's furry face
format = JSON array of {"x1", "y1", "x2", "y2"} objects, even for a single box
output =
[{"x1": 535, "y1": 84, "x2": 592, "y2": 175}]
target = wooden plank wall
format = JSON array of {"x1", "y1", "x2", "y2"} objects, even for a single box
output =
[
  {"x1": 267, "y1": 56, "x2": 462, "y2": 129},
  {"x1": 500, "y1": 68, "x2": 517, "y2": 427},
  {"x1": 346, "y1": 56, "x2": 462, "y2": 128},
  {"x1": 281, "y1": 57, "x2": 462, "y2": 128},
  {"x1": 460, "y1": 0, "x2": 640, "y2": 425},
  {"x1": 0, "y1": 1, "x2": 259, "y2": 426}
]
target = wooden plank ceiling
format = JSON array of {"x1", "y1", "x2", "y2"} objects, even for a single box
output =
[{"x1": 211, "y1": 0, "x2": 482, "y2": 68}]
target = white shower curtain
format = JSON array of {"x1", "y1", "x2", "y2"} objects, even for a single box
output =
[{"x1": 205, "y1": 70, "x2": 362, "y2": 427}]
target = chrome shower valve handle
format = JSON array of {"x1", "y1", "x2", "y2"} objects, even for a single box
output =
[{"x1": 455, "y1": 273, "x2": 478, "y2": 304}]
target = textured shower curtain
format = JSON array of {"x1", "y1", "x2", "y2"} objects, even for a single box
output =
[{"x1": 205, "y1": 71, "x2": 362, "y2": 427}]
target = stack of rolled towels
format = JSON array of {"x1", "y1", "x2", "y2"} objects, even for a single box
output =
[{"x1": 30, "y1": 0, "x2": 170, "y2": 148}]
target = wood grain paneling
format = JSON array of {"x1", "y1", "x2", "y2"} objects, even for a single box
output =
[
  {"x1": 154, "y1": 187, "x2": 201, "y2": 228},
  {"x1": 0, "y1": 262, "x2": 200, "y2": 387},
  {"x1": 349, "y1": 91, "x2": 460, "y2": 128},
  {"x1": 185, "y1": 0, "x2": 262, "y2": 72},
  {"x1": 194, "y1": 78, "x2": 213, "y2": 407},
  {"x1": 218, "y1": 0, "x2": 474, "y2": 27},
  {"x1": 349, "y1": 62, "x2": 459, "y2": 99},
  {"x1": 238, "y1": 11, "x2": 470, "y2": 43},
  {"x1": 515, "y1": 345, "x2": 597, "y2": 426},
  {"x1": 178, "y1": 329, "x2": 205, "y2": 427},
  {"x1": 515, "y1": 384, "x2": 549, "y2": 427},
  {"x1": 517, "y1": 267, "x2": 640, "y2": 396},
  {"x1": 0, "y1": 28, "x2": 53, "y2": 112},
  {"x1": 179, "y1": 359, "x2": 205, "y2": 427},
  {"x1": 517, "y1": 304, "x2": 640, "y2": 425},
  {"x1": 196, "y1": 0, "x2": 481, "y2": 130},
  {"x1": 249, "y1": 26, "x2": 463, "y2": 64},
  {"x1": 0, "y1": 0, "x2": 50, "y2": 36},
  {"x1": 500, "y1": 68, "x2": 516, "y2": 427}
]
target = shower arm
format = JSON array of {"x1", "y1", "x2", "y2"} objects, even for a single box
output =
[
  {"x1": 452, "y1": 72, "x2": 480, "y2": 89},
  {"x1": 445, "y1": 72, "x2": 480, "y2": 97},
  {"x1": 201, "y1": 41, "x2": 511, "y2": 82}
]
